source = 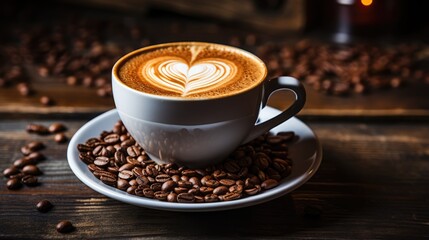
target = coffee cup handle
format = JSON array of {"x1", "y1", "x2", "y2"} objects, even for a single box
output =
[{"x1": 242, "y1": 76, "x2": 306, "y2": 143}]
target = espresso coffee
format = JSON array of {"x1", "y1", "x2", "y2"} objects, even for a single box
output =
[{"x1": 115, "y1": 42, "x2": 266, "y2": 99}]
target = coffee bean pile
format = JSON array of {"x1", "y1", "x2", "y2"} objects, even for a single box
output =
[
  {"x1": 78, "y1": 121, "x2": 294, "y2": 203},
  {"x1": 257, "y1": 39, "x2": 429, "y2": 95},
  {"x1": 2, "y1": 122, "x2": 68, "y2": 190},
  {"x1": 0, "y1": 6, "x2": 147, "y2": 102}
]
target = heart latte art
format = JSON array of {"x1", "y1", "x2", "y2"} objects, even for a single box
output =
[
  {"x1": 142, "y1": 57, "x2": 237, "y2": 96},
  {"x1": 116, "y1": 43, "x2": 266, "y2": 98}
]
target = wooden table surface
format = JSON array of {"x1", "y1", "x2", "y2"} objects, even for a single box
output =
[{"x1": 1, "y1": 1, "x2": 429, "y2": 239}]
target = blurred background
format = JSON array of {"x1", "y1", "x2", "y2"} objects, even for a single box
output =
[{"x1": 0, "y1": 0, "x2": 428, "y2": 116}]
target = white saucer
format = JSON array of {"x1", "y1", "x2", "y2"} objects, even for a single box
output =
[{"x1": 67, "y1": 107, "x2": 322, "y2": 212}]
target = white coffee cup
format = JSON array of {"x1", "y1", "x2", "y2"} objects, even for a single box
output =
[{"x1": 112, "y1": 42, "x2": 306, "y2": 168}]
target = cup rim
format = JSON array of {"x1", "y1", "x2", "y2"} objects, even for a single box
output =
[{"x1": 112, "y1": 41, "x2": 268, "y2": 101}]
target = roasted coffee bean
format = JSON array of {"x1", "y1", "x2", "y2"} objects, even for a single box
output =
[
  {"x1": 273, "y1": 158, "x2": 290, "y2": 173},
  {"x1": 154, "y1": 191, "x2": 169, "y2": 201},
  {"x1": 167, "y1": 192, "x2": 177, "y2": 202},
  {"x1": 161, "y1": 180, "x2": 176, "y2": 192},
  {"x1": 142, "y1": 188, "x2": 155, "y2": 198},
  {"x1": 177, "y1": 180, "x2": 193, "y2": 189},
  {"x1": 17, "y1": 83, "x2": 32, "y2": 96},
  {"x1": 245, "y1": 185, "x2": 261, "y2": 196},
  {"x1": 224, "y1": 161, "x2": 240, "y2": 173},
  {"x1": 77, "y1": 144, "x2": 93, "y2": 152},
  {"x1": 127, "y1": 185, "x2": 137, "y2": 194},
  {"x1": 136, "y1": 175, "x2": 149, "y2": 186},
  {"x1": 220, "y1": 192, "x2": 241, "y2": 201},
  {"x1": 54, "y1": 133, "x2": 68, "y2": 143},
  {"x1": 150, "y1": 182, "x2": 162, "y2": 192},
  {"x1": 219, "y1": 179, "x2": 236, "y2": 186},
  {"x1": 181, "y1": 169, "x2": 198, "y2": 177},
  {"x1": 171, "y1": 175, "x2": 180, "y2": 182},
  {"x1": 177, "y1": 193, "x2": 195, "y2": 203},
  {"x1": 194, "y1": 195, "x2": 204, "y2": 203},
  {"x1": 229, "y1": 184, "x2": 243, "y2": 193},
  {"x1": 100, "y1": 175, "x2": 117, "y2": 186},
  {"x1": 189, "y1": 177, "x2": 201, "y2": 187},
  {"x1": 7, "y1": 178, "x2": 22, "y2": 190},
  {"x1": 107, "y1": 166, "x2": 119, "y2": 174},
  {"x1": 118, "y1": 163, "x2": 134, "y2": 171},
  {"x1": 199, "y1": 186, "x2": 214, "y2": 194},
  {"x1": 261, "y1": 179, "x2": 279, "y2": 190},
  {"x1": 26, "y1": 141, "x2": 45, "y2": 152},
  {"x1": 174, "y1": 187, "x2": 189, "y2": 194},
  {"x1": 117, "y1": 179, "x2": 129, "y2": 190},
  {"x1": 255, "y1": 153, "x2": 270, "y2": 169},
  {"x1": 118, "y1": 170, "x2": 133, "y2": 180},
  {"x1": 114, "y1": 150, "x2": 127, "y2": 165},
  {"x1": 20, "y1": 146, "x2": 32, "y2": 156},
  {"x1": 213, "y1": 186, "x2": 228, "y2": 195},
  {"x1": 3, "y1": 166, "x2": 20, "y2": 178},
  {"x1": 127, "y1": 145, "x2": 140, "y2": 157},
  {"x1": 187, "y1": 188, "x2": 200, "y2": 195},
  {"x1": 87, "y1": 164, "x2": 102, "y2": 172},
  {"x1": 213, "y1": 170, "x2": 227, "y2": 180},
  {"x1": 40, "y1": 96, "x2": 54, "y2": 106},
  {"x1": 104, "y1": 133, "x2": 120, "y2": 144},
  {"x1": 204, "y1": 194, "x2": 220, "y2": 203},
  {"x1": 94, "y1": 156, "x2": 109, "y2": 167},
  {"x1": 132, "y1": 167, "x2": 143, "y2": 177},
  {"x1": 36, "y1": 200, "x2": 53, "y2": 213},
  {"x1": 155, "y1": 174, "x2": 171, "y2": 183},
  {"x1": 22, "y1": 165, "x2": 42, "y2": 175},
  {"x1": 79, "y1": 153, "x2": 94, "y2": 165},
  {"x1": 56, "y1": 220, "x2": 74, "y2": 233},
  {"x1": 26, "y1": 124, "x2": 49, "y2": 135},
  {"x1": 27, "y1": 152, "x2": 45, "y2": 161},
  {"x1": 21, "y1": 175, "x2": 38, "y2": 186},
  {"x1": 205, "y1": 179, "x2": 220, "y2": 188},
  {"x1": 48, "y1": 123, "x2": 67, "y2": 133}
]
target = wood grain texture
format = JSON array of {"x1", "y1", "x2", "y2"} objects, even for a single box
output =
[{"x1": 1, "y1": 119, "x2": 428, "y2": 239}]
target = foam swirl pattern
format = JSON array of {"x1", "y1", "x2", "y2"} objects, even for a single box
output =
[{"x1": 141, "y1": 56, "x2": 238, "y2": 96}]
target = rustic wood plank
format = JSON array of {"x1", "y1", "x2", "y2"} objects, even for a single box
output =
[{"x1": 1, "y1": 119, "x2": 428, "y2": 239}]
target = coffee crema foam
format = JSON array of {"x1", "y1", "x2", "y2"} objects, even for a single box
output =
[{"x1": 116, "y1": 43, "x2": 266, "y2": 99}]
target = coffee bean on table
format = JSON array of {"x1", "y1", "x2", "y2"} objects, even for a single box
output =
[
  {"x1": 49, "y1": 123, "x2": 67, "y2": 133},
  {"x1": 3, "y1": 166, "x2": 20, "y2": 178},
  {"x1": 21, "y1": 175, "x2": 38, "y2": 186},
  {"x1": 6, "y1": 178, "x2": 22, "y2": 190},
  {"x1": 22, "y1": 165, "x2": 42, "y2": 175},
  {"x1": 54, "y1": 133, "x2": 68, "y2": 143},
  {"x1": 56, "y1": 220, "x2": 75, "y2": 233},
  {"x1": 26, "y1": 124, "x2": 49, "y2": 135},
  {"x1": 36, "y1": 200, "x2": 53, "y2": 213},
  {"x1": 40, "y1": 96, "x2": 54, "y2": 106}
]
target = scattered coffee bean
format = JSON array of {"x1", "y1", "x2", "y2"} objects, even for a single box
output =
[
  {"x1": 54, "y1": 133, "x2": 68, "y2": 143},
  {"x1": 48, "y1": 123, "x2": 67, "y2": 133},
  {"x1": 56, "y1": 220, "x2": 74, "y2": 233},
  {"x1": 3, "y1": 166, "x2": 20, "y2": 178},
  {"x1": 21, "y1": 175, "x2": 38, "y2": 186},
  {"x1": 22, "y1": 165, "x2": 42, "y2": 175},
  {"x1": 36, "y1": 200, "x2": 53, "y2": 213},
  {"x1": 40, "y1": 96, "x2": 54, "y2": 106},
  {"x1": 77, "y1": 121, "x2": 294, "y2": 203},
  {"x1": 26, "y1": 124, "x2": 49, "y2": 135},
  {"x1": 16, "y1": 82, "x2": 32, "y2": 96},
  {"x1": 7, "y1": 178, "x2": 22, "y2": 190}
]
